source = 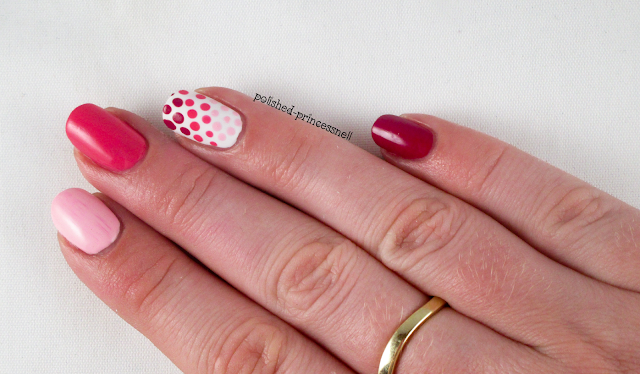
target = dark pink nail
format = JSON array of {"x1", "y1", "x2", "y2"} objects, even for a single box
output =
[
  {"x1": 66, "y1": 104, "x2": 147, "y2": 172},
  {"x1": 371, "y1": 115, "x2": 434, "y2": 159}
]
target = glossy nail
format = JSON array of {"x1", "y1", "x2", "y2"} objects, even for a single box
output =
[
  {"x1": 162, "y1": 90, "x2": 242, "y2": 148},
  {"x1": 51, "y1": 188, "x2": 120, "y2": 255},
  {"x1": 371, "y1": 115, "x2": 434, "y2": 159},
  {"x1": 66, "y1": 104, "x2": 148, "y2": 172}
]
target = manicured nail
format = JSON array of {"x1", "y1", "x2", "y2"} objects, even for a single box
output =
[
  {"x1": 51, "y1": 188, "x2": 120, "y2": 255},
  {"x1": 66, "y1": 104, "x2": 148, "y2": 172},
  {"x1": 162, "y1": 90, "x2": 242, "y2": 148},
  {"x1": 371, "y1": 115, "x2": 434, "y2": 159}
]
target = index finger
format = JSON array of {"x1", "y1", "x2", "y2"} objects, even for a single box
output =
[{"x1": 378, "y1": 113, "x2": 640, "y2": 292}]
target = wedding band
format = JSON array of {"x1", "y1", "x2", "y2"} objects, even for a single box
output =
[{"x1": 378, "y1": 296, "x2": 447, "y2": 374}]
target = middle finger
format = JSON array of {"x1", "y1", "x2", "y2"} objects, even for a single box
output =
[{"x1": 176, "y1": 87, "x2": 610, "y2": 349}]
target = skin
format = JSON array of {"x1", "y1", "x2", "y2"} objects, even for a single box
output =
[{"x1": 58, "y1": 87, "x2": 640, "y2": 373}]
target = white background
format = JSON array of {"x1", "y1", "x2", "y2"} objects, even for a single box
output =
[{"x1": 1, "y1": 1, "x2": 639, "y2": 372}]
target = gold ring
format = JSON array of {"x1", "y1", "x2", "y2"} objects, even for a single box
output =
[{"x1": 378, "y1": 296, "x2": 447, "y2": 374}]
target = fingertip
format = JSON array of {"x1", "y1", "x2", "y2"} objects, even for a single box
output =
[
  {"x1": 103, "y1": 106, "x2": 119, "y2": 114},
  {"x1": 194, "y1": 86, "x2": 221, "y2": 93},
  {"x1": 195, "y1": 86, "x2": 250, "y2": 97}
]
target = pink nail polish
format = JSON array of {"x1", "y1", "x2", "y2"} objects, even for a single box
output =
[
  {"x1": 162, "y1": 90, "x2": 243, "y2": 148},
  {"x1": 66, "y1": 104, "x2": 148, "y2": 172},
  {"x1": 372, "y1": 115, "x2": 434, "y2": 159},
  {"x1": 51, "y1": 188, "x2": 120, "y2": 255}
]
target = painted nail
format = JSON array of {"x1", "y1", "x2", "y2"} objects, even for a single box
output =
[
  {"x1": 162, "y1": 90, "x2": 242, "y2": 148},
  {"x1": 51, "y1": 188, "x2": 120, "y2": 255},
  {"x1": 371, "y1": 115, "x2": 434, "y2": 159},
  {"x1": 66, "y1": 104, "x2": 148, "y2": 172}
]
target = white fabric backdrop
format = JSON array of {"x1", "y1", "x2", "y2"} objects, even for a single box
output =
[{"x1": 1, "y1": 1, "x2": 639, "y2": 372}]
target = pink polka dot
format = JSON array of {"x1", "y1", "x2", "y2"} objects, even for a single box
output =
[
  {"x1": 194, "y1": 135, "x2": 203, "y2": 142},
  {"x1": 163, "y1": 120, "x2": 176, "y2": 130},
  {"x1": 163, "y1": 105, "x2": 172, "y2": 114},
  {"x1": 187, "y1": 109, "x2": 197, "y2": 119},
  {"x1": 202, "y1": 115, "x2": 211, "y2": 124},
  {"x1": 206, "y1": 131, "x2": 213, "y2": 137},
  {"x1": 226, "y1": 127, "x2": 235, "y2": 136},
  {"x1": 200, "y1": 103, "x2": 210, "y2": 111},
  {"x1": 224, "y1": 116, "x2": 230, "y2": 123},
  {"x1": 190, "y1": 122, "x2": 200, "y2": 131},
  {"x1": 196, "y1": 94, "x2": 206, "y2": 99},
  {"x1": 173, "y1": 113, "x2": 184, "y2": 124},
  {"x1": 221, "y1": 106, "x2": 229, "y2": 111},
  {"x1": 179, "y1": 90, "x2": 189, "y2": 95},
  {"x1": 180, "y1": 127, "x2": 190, "y2": 135},
  {"x1": 218, "y1": 133, "x2": 227, "y2": 141},
  {"x1": 209, "y1": 141, "x2": 217, "y2": 146},
  {"x1": 211, "y1": 110, "x2": 219, "y2": 116},
  {"x1": 212, "y1": 122, "x2": 222, "y2": 131},
  {"x1": 233, "y1": 111, "x2": 239, "y2": 116},
  {"x1": 172, "y1": 98, "x2": 183, "y2": 107},
  {"x1": 234, "y1": 119, "x2": 242, "y2": 126},
  {"x1": 185, "y1": 99, "x2": 194, "y2": 106}
]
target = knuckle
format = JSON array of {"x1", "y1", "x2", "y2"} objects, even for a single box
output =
[
  {"x1": 378, "y1": 196, "x2": 467, "y2": 273},
  {"x1": 539, "y1": 185, "x2": 614, "y2": 239},
  {"x1": 105, "y1": 253, "x2": 187, "y2": 319},
  {"x1": 557, "y1": 338, "x2": 636, "y2": 374},
  {"x1": 160, "y1": 162, "x2": 218, "y2": 233},
  {"x1": 274, "y1": 235, "x2": 359, "y2": 320},
  {"x1": 464, "y1": 144, "x2": 510, "y2": 196},
  {"x1": 264, "y1": 134, "x2": 314, "y2": 191},
  {"x1": 199, "y1": 317, "x2": 288, "y2": 374},
  {"x1": 573, "y1": 305, "x2": 640, "y2": 374}
]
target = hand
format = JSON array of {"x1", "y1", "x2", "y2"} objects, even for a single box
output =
[{"x1": 52, "y1": 87, "x2": 640, "y2": 373}]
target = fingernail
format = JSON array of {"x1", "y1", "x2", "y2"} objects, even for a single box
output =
[
  {"x1": 66, "y1": 104, "x2": 148, "y2": 172},
  {"x1": 162, "y1": 90, "x2": 242, "y2": 148},
  {"x1": 51, "y1": 188, "x2": 120, "y2": 255},
  {"x1": 371, "y1": 115, "x2": 434, "y2": 159}
]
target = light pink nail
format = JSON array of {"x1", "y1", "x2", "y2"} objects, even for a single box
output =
[{"x1": 51, "y1": 188, "x2": 120, "y2": 255}]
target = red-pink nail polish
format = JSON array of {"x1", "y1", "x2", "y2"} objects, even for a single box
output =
[
  {"x1": 66, "y1": 104, "x2": 148, "y2": 172},
  {"x1": 371, "y1": 115, "x2": 434, "y2": 159}
]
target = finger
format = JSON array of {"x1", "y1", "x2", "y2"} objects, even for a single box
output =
[
  {"x1": 173, "y1": 87, "x2": 601, "y2": 347},
  {"x1": 66, "y1": 104, "x2": 548, "y2": 373},
  {"x1": 53, "y1": 189, "x2": 351, "y2": 373},
  {"x1": 375, "y1": 113, "x2": 640, "y2": 292}
]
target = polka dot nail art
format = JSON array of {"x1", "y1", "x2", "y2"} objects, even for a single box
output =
[{"x1": 162, "y1": 90, "x2": 242, "y2": 148}]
